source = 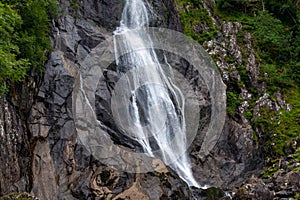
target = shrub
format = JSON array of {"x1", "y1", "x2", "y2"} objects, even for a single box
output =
[
  {"x1": 0, "y1": 0, "x2": 57, "y2": 94},
  {"x1": 0, "y1": 3, "x2": 28, "y2": 93}
]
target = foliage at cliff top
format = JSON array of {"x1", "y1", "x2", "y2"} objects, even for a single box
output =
[
  {"x1": 0, "y1": 0, "x2": 57, "y2": 94},
  {"x1": 216, "y1": 0, "x2": 300, "y2": 88},
  {"x1": 174, "y1": 0, "x2": 219, "y2": 44}
]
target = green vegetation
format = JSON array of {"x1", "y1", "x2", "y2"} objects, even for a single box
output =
[
  {"x1": 174, "y1": 0, "x2": 219, "y2": 44},
  {"x1": 70, "y1": 0, "x2": 80, "y2": 10},
  {"x1": 261, "y1": 162, "x2": 279, "y2": 178},
  {"x1": 174, "y1": 0, "x2": 299, "y2": 175},
  {"x1": 0, "y1": 192, "x2": 35, "y2": 199},
  {"x1": 226, "y1": 91, "x2": 241, "y2": 117},
  {"x1": 0, "y1": 0, "x2": 58, "y2": 93},
  {"x1": 253, "y1": 90, "x2": 299, "y2": 156},
  {"x1": 215, "y1": 0, "x2": 300, "y2": 172},
  {"x1": 203, "y1": 187, "x2": 225, "y2": 200},
  {"x1": 0, "y1": 3, "x2": 28, "y2": 93},
  {"x1": 216, "y1": 0, "x2": 300, "y2": 89}
]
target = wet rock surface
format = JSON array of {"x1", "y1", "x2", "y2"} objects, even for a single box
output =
[
  {"x1": 0, "y1": 0, "x2": 299, "y2": 199},
  {"x1": 233, "y1": 177, "x2": 274, "y2": 200},
  {"x1": 0, "y1": 96, "x2": 29, "y2": 196},
  {"x1": 16, "y1": 0, "x2": 200, "y2": 199}
]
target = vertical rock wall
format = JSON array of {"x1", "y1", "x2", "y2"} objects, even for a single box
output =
[
  {"x1": 24, "y1": 0, "x2": 193, "y2": 199},
  {"x1": 0, "y1": 96, "x2": 29, "y2": 196},
  {"x1": 2, "y1": 0, "x2": 297, "y2": 199}
]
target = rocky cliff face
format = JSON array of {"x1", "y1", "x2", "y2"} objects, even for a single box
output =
[
  {"x1": 0, "y1": 96, "x2": 29, "y2": 195},
  {"x1": 0, "y1": 0, "x2": 299, "y2": 199}
]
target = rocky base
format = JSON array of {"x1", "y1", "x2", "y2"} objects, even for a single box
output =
[
  {"x1": 0, "y1": 192, "x2": 38, "y2": 200},
  {"x1": 233, "y1": 170, "x2": 300, "y2": 200}
]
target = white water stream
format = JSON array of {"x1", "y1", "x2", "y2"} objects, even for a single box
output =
[{"x1": 113, "y1": 0, "x2": 200, "y2": 187}]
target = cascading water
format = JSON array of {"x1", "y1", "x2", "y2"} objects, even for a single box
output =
[{"x1": 113, "y1": 0, "x2": 200, "y2": 187}]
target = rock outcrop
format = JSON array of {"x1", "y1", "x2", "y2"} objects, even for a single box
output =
[
  {"x1": 0, "y1": 96, "x2": 29, "y2": 196},
  {"x1": 0, "y1": 0, "x2": 299, "y2": 199},
  {"x1": 24, "y1": 0, "x2": 200, "y2": 199}
]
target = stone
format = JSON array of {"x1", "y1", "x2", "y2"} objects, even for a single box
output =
[
  {"x1": 0, "y1": 96, "x2": 29, "y2": 196},
  {"x1": 0, "y1": 0, "x2": 295, "y2": 199},
  {"x1": 233, "y1": 177, "x2": 274, "y2": 200}
]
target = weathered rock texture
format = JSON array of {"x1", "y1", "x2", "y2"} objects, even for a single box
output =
[
  {"x1": 0, "y1": 96, "x2": 29, "y2": 196},
  {"x1": 0, "y1": 0, "x2": 299, "y2": 199},
  {"x1": 26, "y1": 0, "x2": 200, "y2": 199}
]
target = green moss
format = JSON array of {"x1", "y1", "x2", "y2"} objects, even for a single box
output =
[
  {"x1": 293, "y1": 165, "x2": 300, "y2": 172},
  {"x1": 295, "y1": 193, "x2": 300, "y2": 199},
  {"x1": 70, "y1": 0, "x2": 79, "y2": 10},
  {"x1": 0, "y1": 192, "x2": 35, "y2": 200},
  {"x1": 172, "y1": 0, "x2": 300, "y2": 181},
  {"x1": 245, "y1": 111, "x2": 253, "y2": 121},
  {"x1": 253, "y1": 88, "x2": 300, "y2": 158},
  {"x1": 213, "y1": 0, "x2": 300, "y2": 164},
  {"x1": 204, "y1": 187, "x2": 225, "y2": 200},
  {"x1": 262, "y1": 162, "x2": 279, "y2": 178},
  {"x1": 226, "y1": 91, "x2": 241, "y2": 117},
  {"x1": 236, "y1": 65, "x2": 256, "y2": 93},
  {"x1": 174, "y1": 0, "x2": 219, "y2": 44},
  {"x1": 100, "y1": 170, "x2": 111, "y2": 183}
]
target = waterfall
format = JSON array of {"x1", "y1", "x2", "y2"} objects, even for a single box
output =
[{"x1": 113, "y1": 0, "x2": 200, "y2": 187}]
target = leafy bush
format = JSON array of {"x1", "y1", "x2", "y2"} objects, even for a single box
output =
[
  {"x1": 253, "y1": 89, "x2": 300, "y2": 157},
  {"x1": 243, "y1": 11, "x2": 291, "y2": 64},
  {"x1": 0, "y1": 3, "x2": 28, "y2": 93},
  {"x1": 175, "y1": 0, "x2": 219, "y2": 44},
  {"x1": 17, "y1": 0, "x2": 52, "y2": 73},
  {"x1": 214, "y1": 0, "x2": 300, "y2": 160},
  {"x1": 226, "y1": 91, "x2": 241, "y2": 117},
  {"x1": 216, "y1": 0, "x2": 264, "y2": 18},
  {"x1": 0, "y1": 0, "x2": 57, "y2": 94},
  {"x1": 264, "y1": 0, "x2": 299, "y2": 26}
]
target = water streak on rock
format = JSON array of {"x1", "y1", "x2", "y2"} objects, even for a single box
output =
[{"x1": 113, "y1": 0, "x2": 199, "y2": 187}]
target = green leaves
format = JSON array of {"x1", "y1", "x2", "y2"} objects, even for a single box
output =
[
  {"x1": 226, "y1": 91, "x2": 241, "y2": 117},
  {"x1": 0, "y1": 3, "x2": 28, "y2": 93},
  {"x1": 18, "y1": 0, "x2": 52, "y2": 73},
  {"x1": 248, "y1": 11, "x2": 290, "y2": 64},
  {"x1": 175, "y1": 0, "x2": 219, "y2": 44},
  {"x1": 214, "y1": 0, "x2": 300, "y2": 160},
  {"x1": 0, "y1": 0, "x2": 57, "y2": 94},
  {"x1": 216, "y1": 0, "x2": 263, "y2": 17}
]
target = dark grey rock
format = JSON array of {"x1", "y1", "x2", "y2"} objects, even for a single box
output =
[
  {"x1": 233, "y1": 177, "x2": 274, "y2": 200},
  {"x1": 1, "y1": 0, "x2": 295, "y2": 199},
  {"x1": 0, "y1": 96, "x2": 29, "y2": 196}
]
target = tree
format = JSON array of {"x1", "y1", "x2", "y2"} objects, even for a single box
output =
[
  {"x1": 0, "y1": 0, "x2": 57, "y2": 93},
  {"x1": 0, "y1": 3, "x2": 28, "y2": 93}
]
